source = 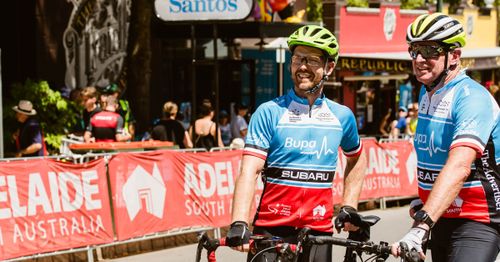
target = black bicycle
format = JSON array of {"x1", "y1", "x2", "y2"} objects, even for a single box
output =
[{"x1": 195, "y1": 215, "x2": 419, "y2": 262}]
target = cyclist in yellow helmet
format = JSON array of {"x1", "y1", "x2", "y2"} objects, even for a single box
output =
[
  {"x1": 392, "y1": 13, "x2": 500, "y2": 262},
  {"x1": 226, "y1": 25, "x2": 367, "y2": 261}
]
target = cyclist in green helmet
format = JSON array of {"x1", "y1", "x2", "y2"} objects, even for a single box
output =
[
  {"x1": 391, "y1": 13, "x2": 500, "y2": 262},
  {"x1": 226, "y1": 25, "x2": 367, "y2": 261}
]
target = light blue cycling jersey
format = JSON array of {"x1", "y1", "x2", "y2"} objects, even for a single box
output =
[
  {"x1": 244, "y1": 89, "x2": 362, "y2": 232},
  {"x1": 414, "y1": 70, "x2": 500, "y2": 224}
]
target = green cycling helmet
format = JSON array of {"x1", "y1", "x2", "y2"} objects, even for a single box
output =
[
  {"x1": 288, "y1": 25, "x2": 339, "y2": 62},
  {"x1": 407, "y1": 13, "x2": 466, "y2": 48}
]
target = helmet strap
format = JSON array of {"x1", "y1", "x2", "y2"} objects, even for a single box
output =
[
  {"x1": 306, "y1": 62, "x2": 330, "y2": 94},
  {"x1": 424, "y1": 50, "x2": 450, "y2": 92}
]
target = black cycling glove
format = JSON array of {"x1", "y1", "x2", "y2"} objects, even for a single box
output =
[
  {"x1": 226, "y1": 221, "x2": 251, "y2": 247},
  {"x1": 334, "y1": 205, "x2": 363, "y2": 232},
  {"x1": 347, "y1": 226, "x2": 370, "y2": 242}
]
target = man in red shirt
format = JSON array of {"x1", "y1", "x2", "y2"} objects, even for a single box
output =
[{"x1": 84, "y1": 96, "x2": 131, "y2": 142}]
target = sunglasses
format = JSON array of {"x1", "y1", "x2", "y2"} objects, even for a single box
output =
[
  {"x1": 408, "y1": 45, "x2": 446, "y2": 59},
  {"x1": 291, "y1": 55, "x2": 324, "y2": 67}
]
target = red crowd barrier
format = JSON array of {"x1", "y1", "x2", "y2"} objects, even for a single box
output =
[
  {"x1": 0, "y1": 140, "x2": 417, "y2": 260},
  {"x1": 68, "y1": 140, "x2": 175, "y2": 153},
  {"x1": 0, "y1": 158, "x2": 114, "y2": 260}
]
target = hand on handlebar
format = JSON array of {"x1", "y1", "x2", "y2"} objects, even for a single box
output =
[
  {"x1": 226, "y1": 221, "x2": 251, "y2": 252},
  {"x1": 391, "y1": 226, "x2": 429, "y2": 261},
  {"x1": 334, "y1": 205, "x2": 362, "y2": 233}
]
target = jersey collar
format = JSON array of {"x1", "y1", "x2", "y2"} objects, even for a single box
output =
[
  {"x1": 288, "y1": 89, "x2": 325, "y2": 106},
  {"x1": 434, "y1": 69, "x2": 468, "y2": 95}
]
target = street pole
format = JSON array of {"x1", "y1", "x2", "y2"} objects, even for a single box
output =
[{"x1": 437, "y1": 0, "x2": 443, "y2": 12}]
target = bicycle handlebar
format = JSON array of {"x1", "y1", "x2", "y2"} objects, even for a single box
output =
[{"x1": 195, "y1": 230, "x2": 419, "y2": 262}]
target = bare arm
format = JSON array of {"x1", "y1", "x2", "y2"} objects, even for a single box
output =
[
  {"x1": 341, "y1": 152, "x2": 367, "y2": 208},
  {"x1": 421, "y1": 146, "x2": 476, "y2": 224},
  {"x1": 16, "y1": 143, "x2": 42, "y2": 157},
  {"x1": 115, "y1": 132, "x2": 131, "y2": 142},
  {"x1": 83, "y1": 131, "x2": 94, "y2": 143},
  {"x1": 231, "y1": 155, "x2": 265, "y2": 223},
  {"x1": 183, "y1": 131, "x2": 193, "y2": 148},
  {"x1": 216, "y1": 126, "x2": 224, "y2": 147}
]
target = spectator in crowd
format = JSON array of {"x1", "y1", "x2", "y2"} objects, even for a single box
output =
[
  {"x1": 151, "y1": 101, "x2": 193, "y2": 148},
  {"x1": 219, "y1": 110, "x2": 232, "y2": 146},
  {"x1": 12, "y1": 100, "x2": 46, "y2": 157},
  {"x1": 101, "y1": 83, "x2": 136, "y2": 140},
  {"x1": 80, "y1": 86, "x2": 102, "y2": 132},
  {"x1": 68, "y1": 87, "x2": 86, "y2": 135},
  {"x1": 405, "y1": 102, "x2": 418, "y2": 137},
  {"x1": 389, "y1": 106, "x2": 408, "y2": 139},
  {"x1": 378, "y1": 108, "x2": 393, "y2": 138},
  {"x1": 230, "y1": 102, "x2": 249, "y2": 140},
  {"x1": 84, "y1": 96, "x2": 131, "y2": 142},
  {"x1": 189, "y1": 99, "x2": 224, "y2": 150}
]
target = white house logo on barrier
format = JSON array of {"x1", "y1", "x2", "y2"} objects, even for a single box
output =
[
  {"x1": 122, "y1": 163, "x2": 166, "y2": 221},
  {"x1": 405, "y1": 149, "x2": 417, "y2": 184}
]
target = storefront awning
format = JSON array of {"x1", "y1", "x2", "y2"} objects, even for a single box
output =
[
  {"x1": 343, "y1": 73, "x2": 409, "y2": 81},
  {"x1": 341, "y1": 47, "x2": 500, "y2": 70}
]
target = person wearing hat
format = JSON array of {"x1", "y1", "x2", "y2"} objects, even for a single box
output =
[
  {"x1": 100, "y1": 83, "x2": 136, "y2": 141},
  {"x1": 226, "y1": 25, "x2": 366, "y2": 261},
  {"x1": 12, "y1": 100, "x2": 45, "y2": 157}
]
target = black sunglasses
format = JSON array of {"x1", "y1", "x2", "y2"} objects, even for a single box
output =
[{"x1": 408, "y1": 45, "x2": 446, "y2": 59}]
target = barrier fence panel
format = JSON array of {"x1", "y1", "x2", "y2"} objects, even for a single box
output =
[
  {"x1": 0, "y1": 139, "x2": 419, "y2": 261},
  {"x1": 0, "y1": 158, "x2": 114, "y2": 261},
  {"x1": 333, "y1": 138, "x2": 418, "y2": 204},
  {"x1": 108, "y1": 149, "x2": 253, "y2": 241}
]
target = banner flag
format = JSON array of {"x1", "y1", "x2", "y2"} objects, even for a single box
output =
[
  {"x1": 109, "y1": 150, "x2": 259, "y2": 240},
  {"x1": 0, "y1": 158, "x2": 114, "y2": 260},
  {"x1": 333, "y1": 139, "x2": 418, "y2": 202}
]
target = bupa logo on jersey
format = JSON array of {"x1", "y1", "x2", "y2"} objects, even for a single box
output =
[
  {"x1": 284, "y1": 137, "x2": 335, "y2": 159},
  {"x1": 415, "y1": 131, "x2": 447, "y2": 157}
]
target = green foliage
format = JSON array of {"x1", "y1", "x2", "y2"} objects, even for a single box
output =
[
  {"x1": 5, "y1": 80, "x2": 82, "y2": 154},
  {"x1": 400, "y1": 0, "x2": 426, "y2": 9},
  {"x1": 307, "y1": 0, "x2": 323, "y2": 22},
  {"x1": 346, "y1": 0, "x2": 369, "y2": 7}
]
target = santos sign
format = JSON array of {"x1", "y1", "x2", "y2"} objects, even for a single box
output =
[{"x1": 154, "y1": 0, "x2": 253, "y2": 21}]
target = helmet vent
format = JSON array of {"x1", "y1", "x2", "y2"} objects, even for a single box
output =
[
  {"x1": 328, "y1": 43, "x2": 338, "y2": 49},
  {"x1": 310, "y1": 28, "x2": 322, "y2": 37}
]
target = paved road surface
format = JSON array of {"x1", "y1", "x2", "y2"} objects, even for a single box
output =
[{"x1": 109, "y1": 206, "x2": 499, "y2": 262}]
